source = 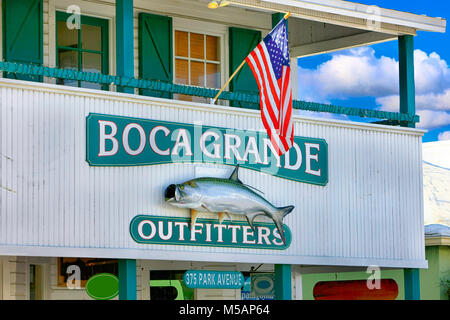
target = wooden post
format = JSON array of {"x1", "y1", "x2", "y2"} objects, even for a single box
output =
[
  {"x1": 404, "y1": 268, "x2": 421, "y2": 300},
  {"x1": 119, "y1": 259, "x2": 137, "y2": 300},
  {"x1": 398, "y1": 35, "x2": 416, "y2": 128},
  {"x1": 116, "y1": 0, "x2": 134, "y2": 93},
  {"x1": 274, "y1": 264, "x2": 292, "y2": 300}
]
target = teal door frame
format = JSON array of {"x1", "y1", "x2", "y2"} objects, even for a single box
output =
[
  {"x1": 274, "y1": 264, "x2": 292, "y2": 300},
  {"x1": 118, "y1": 259, "x2": 137, "y2": 300},
  {"x1": 404, "y1": 268, "x2": 421, "y2": 300}
]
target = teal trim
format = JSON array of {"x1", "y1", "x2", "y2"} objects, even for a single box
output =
[
  {"x1": 86, "y1": 113, "x2": 328, "y2": 185},
  {"x1": 55, "y1": 11, "x2": 109, "y2": 90},
  {"x1": 116, "y1": 0, "x2": 134, "y2": 93},
  {"x1": 274, "y1": 264, "x2": 292, "y2": 300},
  {"x1": 129, "y1": 215, "x2": 292, "y2": 249},
  {"x1": 138, "y1": 12, "x2": 173, "y2": 99},
  {"x1": 404, "y1": 268, "x2": 420, "y2": 300},
  {"x1": 2, "y1": 0, "x2": 43, "y2": 82},
  {"x1": 118, "y1": 259, "x2": 137, "y2": 300},
  {"x1": 229, "y1": 27, "x2": 261, "y2": 109},
  {"x1": 0, "y1": 61, "x2": 419, "y2": 123},
  {"x1": 398, "y1": 35, "x2": 416, "y2": 128}
]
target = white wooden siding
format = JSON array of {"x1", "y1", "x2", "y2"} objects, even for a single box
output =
[{"x1": 0, "y1": 79, "x2": 426, "y2": 268}]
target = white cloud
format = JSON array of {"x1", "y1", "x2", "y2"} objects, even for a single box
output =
[
  {"x1": 298, "y1": 47, "x2": 398, "y2": 101},
  {"x1": 298, "y1": 48, "x2": 450, "y2": 130},
  {"x1": 416, "y1": 110, "x2": 450, "y2": 129},
  {"x1": 438, "y1": 131, "x2": 450, "y2": 141}
]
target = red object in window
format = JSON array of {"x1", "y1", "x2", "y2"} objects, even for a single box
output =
[{"x1": 313, "y1": 279, "x2": 399, "y2": 300}]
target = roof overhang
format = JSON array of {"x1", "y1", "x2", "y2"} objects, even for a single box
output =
[
  {"x1": 225, "y1": 0, "x2": 446, "y2": 57},
  {"x1": 228, "y1": 0, "x2": 446, "y2": 33},
  {"x1": 425, "y1": 236, "x2": 450, "y2": 246}
]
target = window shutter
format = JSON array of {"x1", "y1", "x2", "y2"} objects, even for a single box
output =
[
  {"x1": 139, "y1": 12, "x2": 173, "y2": 99},
  {"x1": 229, "y1": 27, "x2": 261, "y2": 109},
  {"x1": 2, "y1": 0, "x2": 43, "y2": 81}
]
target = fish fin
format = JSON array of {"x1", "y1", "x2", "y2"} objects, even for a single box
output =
[
  {"x1": 273, "y1": 206, "x2": 295, "y2": 245},
  {"x1": 218, "y1": 212, "x2": 226, "y2": 224},
  {"x1": 190, "y1": 209, "x2": 199, "y2": 227},
  {"x1": 245, "y1": 212, "x2": 265, "y2": 231},
  {"x1": 229, "y1": 164, "x2": 243, "y2": 184},
  {"x1": 243, "y1": 183, "x2": 265, "y2": 195}
]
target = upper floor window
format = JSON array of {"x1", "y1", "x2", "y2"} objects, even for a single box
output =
[
  {"x1": 173, "y1": 20, "x2": 225, "y2": 103},
  {"x1": 55, "y1": 11, "x2": 109, "y2": 90}
]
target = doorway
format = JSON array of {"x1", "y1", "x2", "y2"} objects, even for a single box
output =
[{"x1": 29, "y1": 264, "x2": 44, "y2": 300}]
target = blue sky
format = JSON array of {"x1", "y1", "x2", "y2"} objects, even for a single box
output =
[{"x1": 297, "y1": 0, "x2": 450, "y2": 142}]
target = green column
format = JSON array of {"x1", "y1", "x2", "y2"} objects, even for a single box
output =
[
  {"x1": 119, "y1": 259, "x2": 137, "y2": 300},
  {"x1": 116, "y1": 0, "x2": 134, "y2": 93},
  {"x1": 398, "y1": 35, "x2": 416, "y2": 128},
  {"x1": 274, "y1": 264, "x2": 292, "y2": 300},
  {"x1": 404, "y1": 268, "x2": 420, "y2": 300}
]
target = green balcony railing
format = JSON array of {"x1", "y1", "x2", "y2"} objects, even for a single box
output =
[{"x1": 0, "y1": 61, "x2": 419, "y2": 125}]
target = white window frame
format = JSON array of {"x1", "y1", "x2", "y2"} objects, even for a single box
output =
[{"x1": 172, "y1": 17, "x2": 228, "y2": 92}]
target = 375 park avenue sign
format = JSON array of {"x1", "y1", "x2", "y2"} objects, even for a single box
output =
[{"x1": 86, "y1": 113, "x2": 328, "y2": 185}]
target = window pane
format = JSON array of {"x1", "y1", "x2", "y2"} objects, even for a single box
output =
[
  {"x1": 190, "y1": 61, "x2": 204, "y2": 87},
  {"x1": 206, "y1": 35, "x2": 219, "y2": 61},
  {"x1": 190, "y1": 33, "x2": 204, "y2": 59},
  {"x1": 206, "y1": 63, "x2": 220, "y2": 88},
  {"x1": 81, "y1": 52, "x2": 102, "y2": 89},
  {"x1": 175, "y1": 31, "x2": 188, "y2": 57},
  {"x1": 82, "y1": 52, "x2": 102, "y2": 73},
  {"x1": 81, "y1": 24, "x2": 102, "y2": 51},
  {"x1": 175, "y1": 59, "x2": 189, "y2": 85},
  {"x1": 57, "y1": 20, "x2": 78, "y2": 48},
  {"x1": 57, "y1": 49, "x2": 78, "y2": 87}
]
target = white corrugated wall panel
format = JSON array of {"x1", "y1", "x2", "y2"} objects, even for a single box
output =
[{"x1": 0, "y1": 80, "x2": 426, "y2": 268}]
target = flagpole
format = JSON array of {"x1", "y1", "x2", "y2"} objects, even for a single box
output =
[
  {"x1": 211, "y1": 12, "x2": 291, "y2": 105},
  {"x1": 211, "y1": 59, "x2": 246, "y2": 105}
]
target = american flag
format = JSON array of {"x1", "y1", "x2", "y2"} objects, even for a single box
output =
[{"x1": 245, "y1": 18, "x2": 293, "y2": 156}]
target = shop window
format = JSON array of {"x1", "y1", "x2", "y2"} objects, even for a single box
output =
[
  {"x1": 55, "y1": 11, "x2": 109, "y2": 90},
  {"x1": 57, "y1": 258, "x2": 118, "y2": 288},
  {"x1": 174, "y1": 30, "x2": 221, "y2": 102}
]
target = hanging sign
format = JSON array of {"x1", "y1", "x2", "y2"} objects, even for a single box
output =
[
  {"x1": 86, "y1": 113, "x2": 328, "y2": 185},
  {"x1": 129, "y1": 215, "x2": 292, "y2": 250},
  {"x1": 183, "y1": 270, "x2": 245, "y2": 289}
]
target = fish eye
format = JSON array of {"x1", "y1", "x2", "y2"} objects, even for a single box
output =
[{"x1": 180, "y1": 185, "x2": 184, "y2": 190}]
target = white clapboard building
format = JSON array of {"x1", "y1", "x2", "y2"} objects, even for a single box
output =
[{"x1": 0, "y1": 0, "x2": 446, "y2": 300}]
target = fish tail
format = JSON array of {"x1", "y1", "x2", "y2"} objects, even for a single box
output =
[
  {"x1": 273, "y1": 205, "x2": 295, "y2": 245},
  {"x1": 277, "y1": 205, "x2": 295, "y2": 219}
]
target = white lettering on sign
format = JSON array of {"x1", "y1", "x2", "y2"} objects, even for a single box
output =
[
  {"x1": 172, "y1": 129, "x2": 193, "y2": 157},
  {"x1": 305, "y1": 143, "x2": 321, "y2": 176},
  {"x1": 98, "y1": 120, "x2": 119, "y2": 156},
  {"x1": 149, "y1": 125, "x2": 171, "y2": 156},
  {"x1": 200, "y1": 131, "x2": 221, "y2": 159},
  {"x1": 224, "y1": 134, "x2": 244, "y2": 161},
  {"x1": 137, "y1": 220, "x2": 156, "y2": 240},
  {"x1": 122, "y1": 123, "x2": 146, "y2": 155},
  {"x1": 284, "y1": 142, "x2": 302, "y2": 170}
]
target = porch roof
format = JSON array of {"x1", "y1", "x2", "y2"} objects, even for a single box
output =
[{"x1": 222, "y1": 0, "x2": 447, "y2": 57}]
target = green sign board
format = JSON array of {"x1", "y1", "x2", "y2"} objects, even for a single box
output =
[
  {"x1": 183, "y1": 270, "x2": 244, "y2": 289},
  {"x1": 86, "y1": 113, "x2": 328, "y2": 185},
  {"x1": 129, "y1": 215, "x2": 291, "y2": 250}
]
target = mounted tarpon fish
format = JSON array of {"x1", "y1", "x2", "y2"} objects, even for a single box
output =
[{"x1": 164, "y1": 165, "x2": 294, "y2": 245}]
